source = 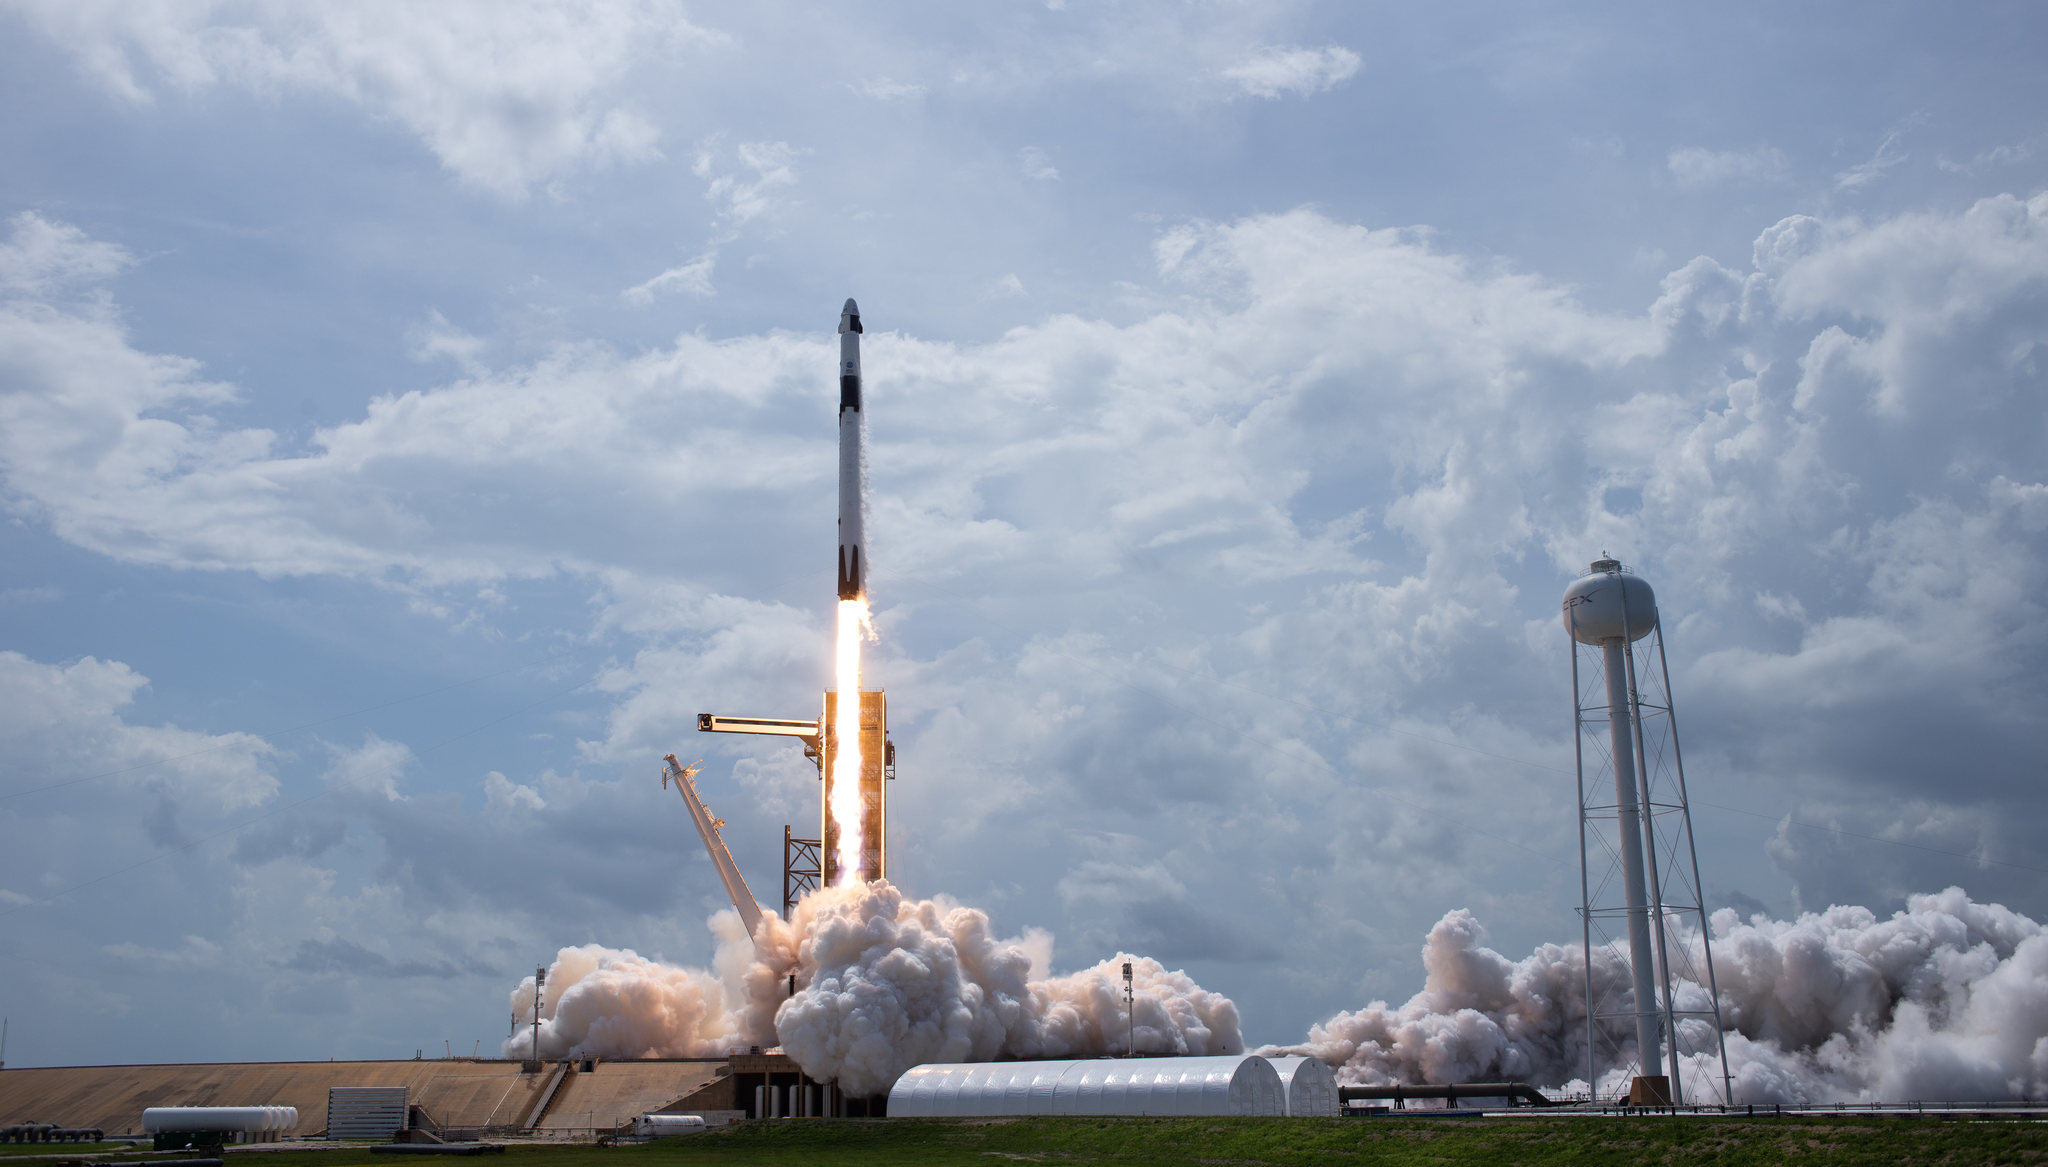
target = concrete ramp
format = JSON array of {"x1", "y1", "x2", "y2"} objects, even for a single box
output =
[
  {"x1": 0, "y1": 1062, "x2": 551, "y2": 1135},
  {"x1": 534, "y1": 1062, "x2": 726, "y2": 1131}
]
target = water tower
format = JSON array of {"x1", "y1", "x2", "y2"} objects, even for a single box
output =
[{"x1": 1563, "y1": 558, "x2": 1732, "y2": 1106}]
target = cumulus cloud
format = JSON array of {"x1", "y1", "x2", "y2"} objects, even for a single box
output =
[
  {"x1": 405, "y1": 310, "x2": 488, "y2": 374},
  {"x1": 7, "y1": 203, "x2": 1651, "y2": 593},
  {"x1": 10, "y1": 194, "x2": 2045, "y2": 708},
  {"x1": 5, "y1": 190, "x2": 2046, "y2": 1051},
  {"x1": 0, "y1": 211, "x2": 132, "y2": 294},
  {"x1": 7, "y1": 0, "x2": 714, "y2": 195},
  {"x1": 0, "y1": 650, "x2": 278, "y2": 811},
  {"x1": 322, "y1": 734, "x2": 412, "y2": 802},
  {"x1": 482, "y1": 770, "x2": 546, "y2": 814},
  {"x1": 1222, "y1": 45, "x2": 1360, "y2": 99}
]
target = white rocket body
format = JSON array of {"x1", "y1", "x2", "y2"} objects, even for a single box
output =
[{"x1": 837, "y1": 298, "x2": 865, "y2": 601}]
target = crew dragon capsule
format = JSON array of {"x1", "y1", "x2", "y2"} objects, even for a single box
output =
[{"x1": 837, "y1": 298, "x2": 866, "y2": 601}]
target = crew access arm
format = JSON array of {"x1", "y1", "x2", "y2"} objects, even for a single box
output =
[{"x1": 662, "y1": 754, "x2": 765, "y2": 941}]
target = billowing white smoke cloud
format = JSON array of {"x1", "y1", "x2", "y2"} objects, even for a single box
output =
[
  {"x1": 504, "y1": 941, "x2": 744, "y2": 1059},
  {"x1": 505, "y1": 880, "x2": 1242, "y2": 1096},
  {"x1": 766, "y1": 881, "x2": 1241, "y2": 1096},
  {"x1": 1266, "y1": 887, "x2": 2048, "y2": 1104},
  {"x1": 1265, "y1": 908, "x2": 1607, "y2": 1090}
]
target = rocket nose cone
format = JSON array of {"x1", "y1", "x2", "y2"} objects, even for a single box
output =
[{"x1": 843, "y1": 298, "x2": 859, "y2": 315}]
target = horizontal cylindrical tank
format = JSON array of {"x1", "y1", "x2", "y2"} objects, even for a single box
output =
[
  {"x1": 1562, "y1": 559, "x2": 1657, "y2": 644},
  {"x1": 631, "y1": 1114, "x2": 705, "y2": 1136},
  {"x1": 0, "y1": 1124, "x2": 101, "y2": 1144},
  {"x1": 141, "y1": 1107, "x2": 298, "y2": 1133},
  {"x1": 890, "y1": 1055, "x2": 1285, "y2": 1117}
]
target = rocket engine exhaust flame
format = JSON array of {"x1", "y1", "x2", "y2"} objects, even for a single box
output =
[{"x1": 830, "y1": 597, "x2": 871, "y2": 886}]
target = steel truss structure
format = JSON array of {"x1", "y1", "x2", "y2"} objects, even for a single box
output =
[
  {"x1": 783, "y1": 826, "x2": 821, "y2": 919},
  {"x1": 698, "y1": 700, "x2": 895, "y2": 912}
]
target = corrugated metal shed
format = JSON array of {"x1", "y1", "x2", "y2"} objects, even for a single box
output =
[
  {"x1": 888, "y1": 1056, "x2": 1284, "y2": 1117},
  {"x1": 1265, "y1": 1057, "x2": 1338, "y2": 1117}
]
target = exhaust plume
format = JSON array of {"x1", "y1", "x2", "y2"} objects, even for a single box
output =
[
  {"x1": 504, "y1": 880, "x2": 1242, "y2": 1097},
  {"x1": 829, "y1": 598, "x2": 869, "y2": 884},
  {"x1": 1264, "y1": 886, "x2": 2048, "y2": 1104},
  {"x1": 503, "y1": 942, "x2": 742, "y2": 1060}
]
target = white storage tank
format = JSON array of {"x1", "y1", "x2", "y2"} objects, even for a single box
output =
[
  {"x1": 141, "y1": 1107, "x2": 299, "y2": 1134},
  {"x1": 1264, "y1": 1057, "x2": 1338, "y2": 1117},
  {"x1": 1561, "y1": 558, "x2": 1658, "y2": 644},
  {"x1": 889, "y1": 1056, "x2": 1284, "y2": 1118},
  {"x1": 631, "y1": 1114, "x2": 706, "y2": 1136}
]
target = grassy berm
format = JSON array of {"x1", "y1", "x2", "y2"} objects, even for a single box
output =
[{"x1": 37, "y1": 1116, "x2": 2048, "y2": 1167}]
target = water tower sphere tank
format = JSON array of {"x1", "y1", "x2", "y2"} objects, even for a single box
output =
[{"x1": 1561, "y1": 560, "x2": 1658, "y2": 644}]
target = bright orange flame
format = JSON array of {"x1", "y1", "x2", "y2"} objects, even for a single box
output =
[{"x1": 829, "y1": 598, "x2": 871, "y2": 885}]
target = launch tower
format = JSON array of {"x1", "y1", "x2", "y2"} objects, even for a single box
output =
[
  {"x1": 1564, "y1": 558, "x2": 1732, "y2": 1106},
  {"x1": 820, "y1": 690, "x2": 890, "y2": 884},
  {"x1": 696, "y1": 700, "x2": 894, "y2": 891}
]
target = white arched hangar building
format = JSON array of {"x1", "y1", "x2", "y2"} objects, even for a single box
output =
[{"x1": 887, "y1": 1055, "x2": 1338, "y2": 1118}]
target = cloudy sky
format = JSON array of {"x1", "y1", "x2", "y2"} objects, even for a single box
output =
[{"x1": 2, "y1": 0, "x2": 2044, "y2": 1067}]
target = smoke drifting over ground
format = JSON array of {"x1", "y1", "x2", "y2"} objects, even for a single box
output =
[
  {"x1": 1265, "y1": 888, "x2": 2048, "y2": 1104},
  {"x1": 505, "y1": 881, "x2": 1241, "y2": 1096},
  {"x1": 507, "y1": 880, "x2": 2046, "y2": 1104},
  {"x1": 504, "y1": 943, "x2": 740, "y2": 1061}
]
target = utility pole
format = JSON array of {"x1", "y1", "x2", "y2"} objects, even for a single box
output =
[{"x1": 1122, "y1": 962, "x2": 1134, "y2": 1058}]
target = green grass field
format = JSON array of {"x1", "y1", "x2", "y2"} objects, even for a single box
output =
[{"x1": 4, "y1": 1117, "x2": 2045, "y2": 1166}]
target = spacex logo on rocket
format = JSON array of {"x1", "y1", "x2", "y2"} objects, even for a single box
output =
[{"x1": 837, "y1": 297, "x2": 865, "y2": 602}]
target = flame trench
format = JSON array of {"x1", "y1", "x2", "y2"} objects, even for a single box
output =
[{"x1": 830, "y1": 598, "x2": 870, "y2": 885}]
